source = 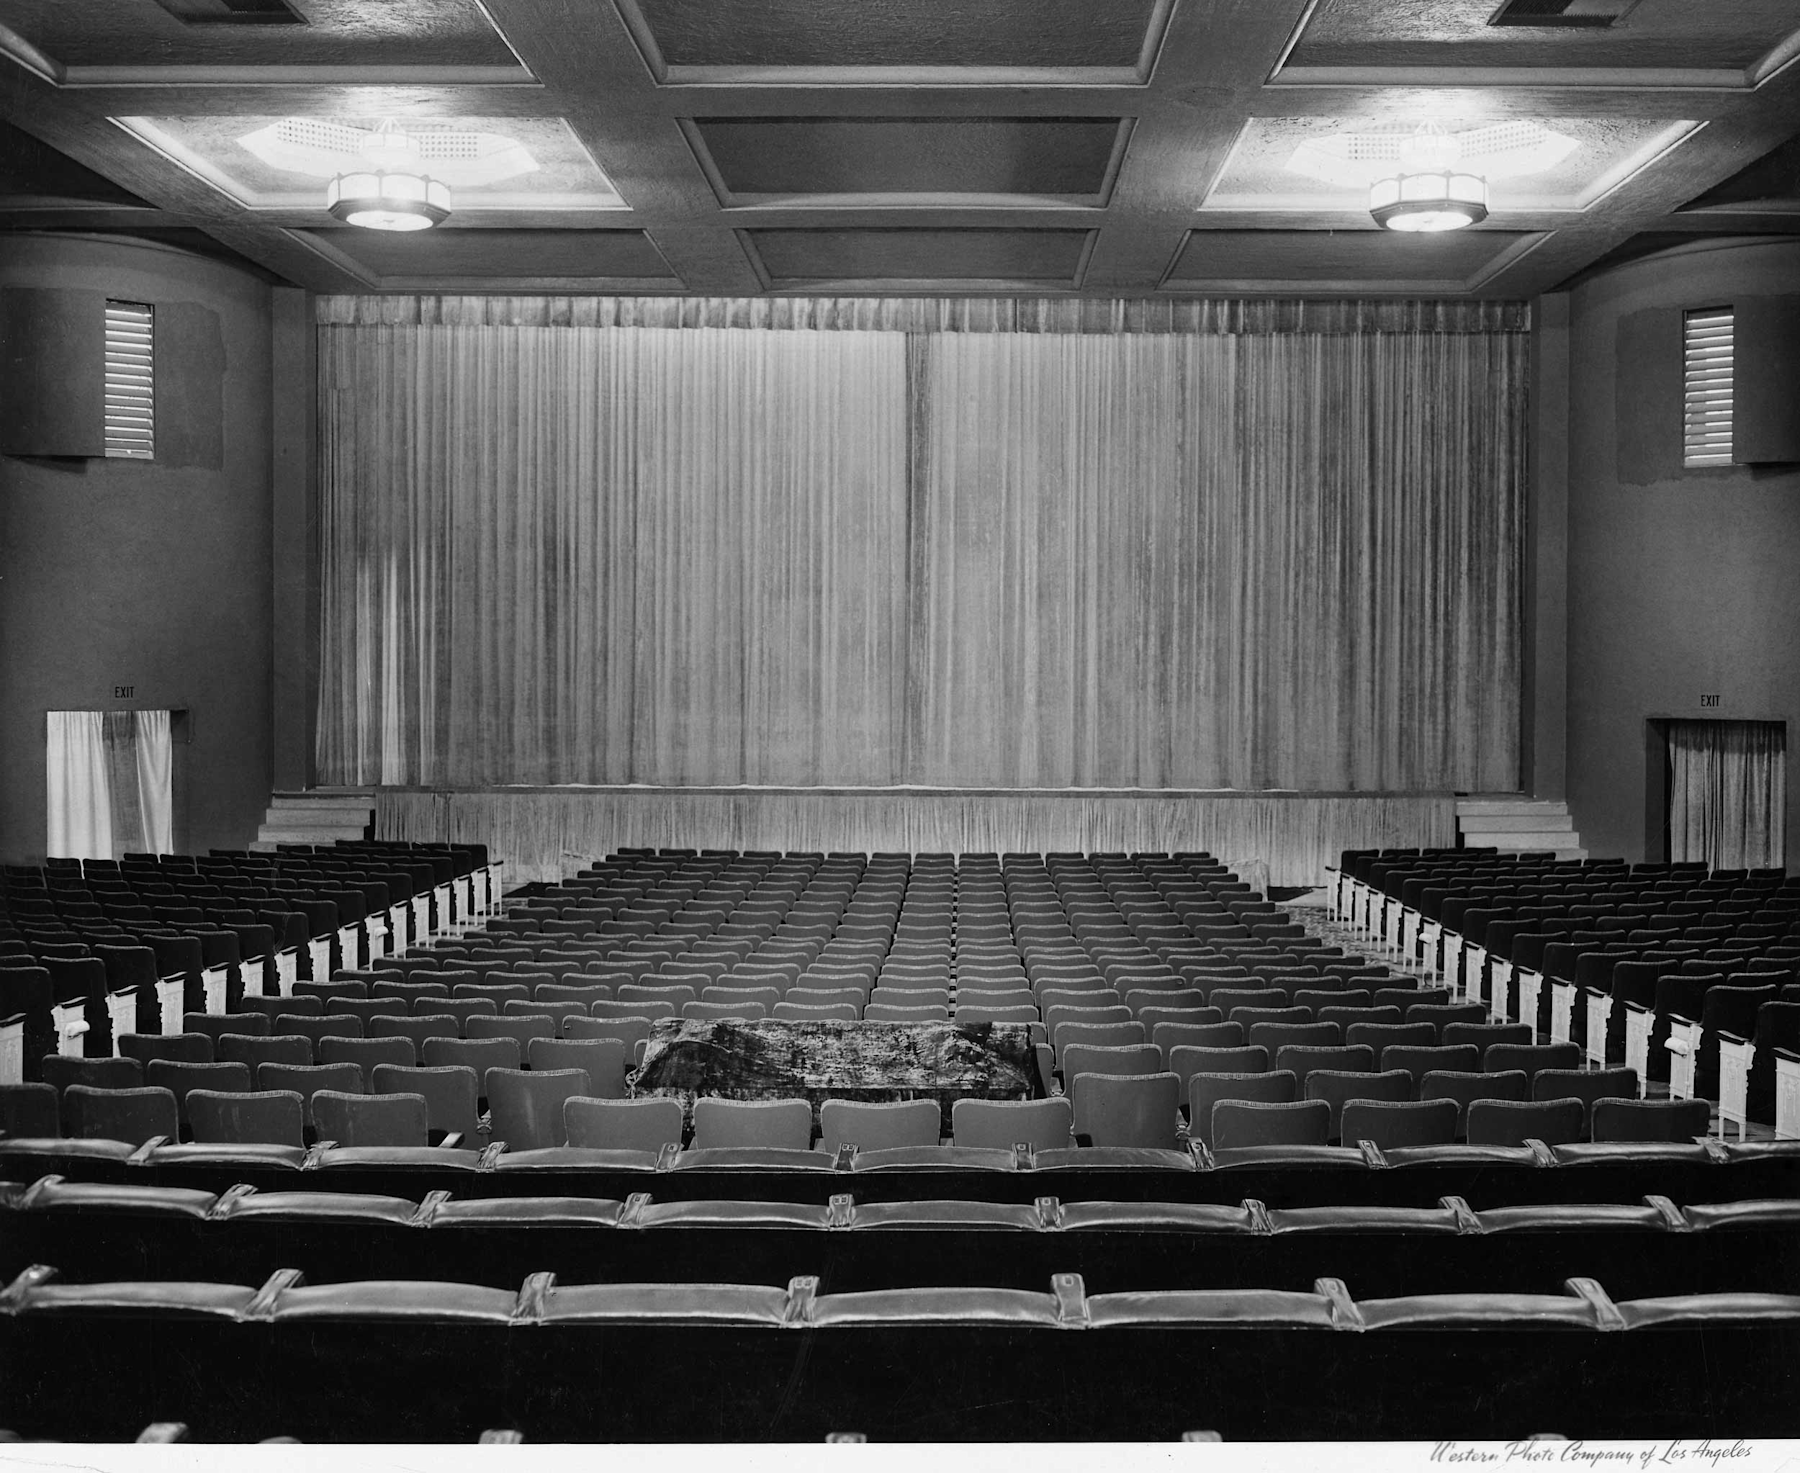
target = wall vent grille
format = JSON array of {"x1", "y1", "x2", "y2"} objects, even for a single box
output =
[
  {"x1": 1683, "y1": 306, "x2": 1733, "y2": 469},
  {"x1": 104, "y1": 300, "x2": 154, "y2": 461}
]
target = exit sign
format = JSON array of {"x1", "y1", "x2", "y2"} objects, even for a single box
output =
[
  {"x1": 113, "y1": 685, "x2": 134, "y2": 699},
  {"x1": 1700, "y1": 694, "x2": 1721, "y2": 707}
]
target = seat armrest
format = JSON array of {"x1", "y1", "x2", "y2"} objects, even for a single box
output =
[{"x1": 1716, "y1": 1030, "x2": 1750, "y2": 1048}]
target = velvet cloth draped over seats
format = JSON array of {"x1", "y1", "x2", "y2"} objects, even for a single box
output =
[{"x1": 318, "y1": 306, "x2": 1524, "y2": 794}]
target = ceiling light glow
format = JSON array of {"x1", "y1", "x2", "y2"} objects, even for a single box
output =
[
  {"x1": 326, "y1": 170, "x2": 451, "y2": 231},
  {"x1": 1369, "y1": 170, "x2": 1489, "y2": 232}
]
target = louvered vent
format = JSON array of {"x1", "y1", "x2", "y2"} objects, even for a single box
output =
[
  {"x1": 104, "y1": 300, "x2": 154, "y2": 461},
  {"x1": 1683, "y1": 307, "x2": 1733, "y2": 468}
]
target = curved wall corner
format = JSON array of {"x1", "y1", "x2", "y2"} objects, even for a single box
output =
[
  {"x1": 1565, "y1": 236, "x2": 1800, "y2": 867},
  {"x1": 0, "y1": 233, "x2": 274, "y2": 861}
]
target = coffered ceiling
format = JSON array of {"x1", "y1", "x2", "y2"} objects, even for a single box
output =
[{"x1": 0, "y1": 0, "x2": 1798, "y2": 297}]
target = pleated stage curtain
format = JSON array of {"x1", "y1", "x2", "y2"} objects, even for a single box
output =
[
  {"x1": 319, "y1": 309, "x2": 1524, "y2": 795},
  {"x1": 1667, "y1": 720, "x2": 1787, "y2": 870}
]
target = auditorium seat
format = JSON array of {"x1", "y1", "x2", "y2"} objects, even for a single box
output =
[
  {"x1": 41, "y1": 1056, "x2": 142, "y2": 1101},
  {"x1": 1251, "y1": 1022, "x2": 1340, "y2": 1057},
  {"x1": 1052, "y1": 1020, "x2": 1146, "y2": 1064},
  {"x1": 1346, "y1": 1022, "x2": 1436, "y2": 1054},
  {"x1": 1152, "y1": 1022, "x2": 1244, "y2": 1060},
  {"x1": 1531, "y1": 1067, "x2": 1639, "y2": 1130},
  {"x1": 1380, "y1": 1044, "x2": 1479, "y2": 1090},
  {"x1": 1272, "y1": 1044, "x2": 1374, "y2": 1088},
  {"x1": 421, "y1": 1037, "x2": 520, "y2": 1095},
  {"x1": 187, "y1": 1088, "x2": 304, "y2": 1147},
  {"x1": 818, "y1": 1099, "x2": 941, "y2": 1152},
  {"x1": 1060, "y1": 1043, "x2": 1161, "y2": 1085},
  {"x1": 0, "y1": 1081, "x2": 58, "y2": 1138},
  {"x1": 1483, "y1": 1041, "x2": 1583, "y2": 1084},
  {"x1": 950, "y1": 1097, "x2": 1073, "y2": 1152},
  {"x1": 256, "y1": 1063, "x2": 363, "y2": 1135},
  {"x1": 238, "y1": 995, "x2": 321, "y2": 1023},
  {"x1": 617, "y1": 984, "x2": 696, "y2": 1010},
  {"x1": 61, "y1": 1084, "x2": 177, "y2": 1145},
  {"x1": 703, "y1": 986, "x2": 783, "y2": 1013},
  {"x1": 312, "y1": 1089, "x2": 431, "y2": 1148},
  {"x1": 591, "y1": 998, "x2": 676, "y2": 1023},
  {"x1": 487, "y1": 1068, "x2": 591, "y2": 1151},
  {"x1": 1188, "y1": 1073, "x2": 1298, "y2": 1147},
  {"x1": 1211, "y1": 1099, "x2": 1329, "y2": 1149},
  {"x1": 785, "y1": 988, "x2": 867, "y2": 1011},
  {"x1": 776, "y1": 1002, "x2": 860, "y2": 1022},
  {"x1": 1318, "y1": 1005, "x2": 1402, "y2": 1033},
  {"x1": 185, "y1": 1011, "x2": 268, "y2": 1042},
  {"x1": 218, "y1": 1033, "x2": 312, "y2": 1071},
  {"x1": 507, "y1": 999, "x2": 588, "y2": 1033},
  {"x1": 1069, "y1": 1070, "x2": 1180, "y2": 1149},
  {"x1": 274, "y1": 1014, "x2": 362, "y2": 1048},
  {"x1": 691, "y1": 1097, "x2": 813, "y2": 1150},
  {"x1": 1444, "y1": 1022, "x2": 1534, "y2": 1051},
  {"x1": 368, "y1": 1015, "x2": 451, "y2": 1057},
  {"x1": 565, "y1": 1015, "x2": 657, "y2": 1056},
  {"x1": 683, "y1": 1001, "x2": 769, "y2": 1022},
  {"x1": 144, "y1": 1060, "x2": 251, "y2": 1132},
  {"x1": 466, "y1": 1013, "x2": 559, "y2": 1052},
  {"x1": 528, "y1": 1038, "x2": 626, "y2": 1097},
  {"x1": 320, "y1": 1035, "x2": 421, "y2": 1087},
  {"x1": 1304, "y1": 1068, "x2": 1412, "y2": 1141},
  {"x1": 117, "y1": 1034, "x2": 213, "y2": 1068},
  {"x1": 864, "y1": 1004, "x2": 946, "y2": 1022},
  {"x1": 1340, "y1": 1098, "x2": 1458, "y2": 1150},
  {"x1": 1407, "y1": 1003, "x2": 1487, "y2": 1040},
  {"x1": 1591, "y1": 1097, "x2": 1712, "y2": 1143},
  {"x1": 1465, "y1": 1097, "x2": 1586, "y2": 1148},
  {"x1": 1419, "y1": 1069, "x2": 1529, "y2": 1138},
  {"x1": 564, "y1": 1095, "x2": 684, "y2": 1152},
  {"x1": 372, "y1": 1064, "x2": 480, "y2": 1145}
]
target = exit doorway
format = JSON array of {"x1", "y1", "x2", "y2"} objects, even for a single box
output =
[
  {"x1": 45, "y1": 709, "x2": 180, "y2": 860},
  {"x1": 1647, "y1": 718, "x2": 1787, "y2": 870}
]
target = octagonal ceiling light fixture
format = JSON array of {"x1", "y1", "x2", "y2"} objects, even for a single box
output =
[
  {"x1": 238, "y1": 116, "x2": 540, "y2": 231},
  {"x1": 1283, "y1": 120, "x2": 1578, "y2": 232},
  {"x1": 1369, "y1": 124, "x2": 1486, "y2": 232}
]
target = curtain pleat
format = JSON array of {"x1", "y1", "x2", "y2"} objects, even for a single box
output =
[
  {"x1": 1668, "y1": 720, "x2": 1787, "y2": 870},
  {"x1": 319, "y1": 318, "x2": 1524, "y2": 793},
  {"x1": 133, "y1": 709, "x2": 173, "y2": 855},
  {"x1": 45, "y1": 711, "x2": 112, "y2": 860}
]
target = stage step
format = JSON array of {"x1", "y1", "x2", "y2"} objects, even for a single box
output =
[
  {"x1": 251, "y1": 788, "x2": 375, "y2": 853},
  {"x1": 1455, "y1": 795, "x2": 1587, "y2": 861}
]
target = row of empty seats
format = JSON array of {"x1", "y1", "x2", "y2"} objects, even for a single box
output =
[
  {"x1": 1338, "y1": 847, "x2": 1800, "y2": 1137},
  {"x1": 3, "y1": 1262, "x2": 1797, "y2": 1441},
  {"x1": 0, "y1": 841, "x2": 498, "y2": 1075}
]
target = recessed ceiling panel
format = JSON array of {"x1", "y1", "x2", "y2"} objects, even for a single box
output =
[
  {"x1": 693, "y1": 118, "x2": 1127, "y2": 205},
  {"x1": 1204, "y1": 116, "x2": 1700, "y2": 214},
  {"x1": 744, "y1": 228, "x2": 1090, "y2": 285},
  {"x1": 113, "y1": 115, "x2": 624, "y2": 211},
  {"x1": 0, "y1": 0, "x2": 524, "y2": 74},
  {"x1": 1282, "y1": 0, "x2": 1800, "y2": 81},
  {"x1": 1167, "y1": 229, "x2": 1534, "y2": 286},
  {"x1": 307, "y1": 228, "x2": 676, "y2": 282},
  {"x1": 624, "y1": 0, "x2": 1168, "y2": 79}
]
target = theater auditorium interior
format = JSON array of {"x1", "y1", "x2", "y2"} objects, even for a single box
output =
[{"x1": 1, "y1": 0, "x2": 1800, "y2": 1450}]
